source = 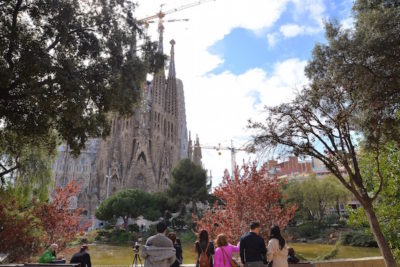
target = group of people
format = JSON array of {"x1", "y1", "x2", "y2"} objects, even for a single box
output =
[
  {"x1": 38, "y1": 243, "x2": 91, "y2": 267},
  {"x1": 141, "y1": 221, "x2": 299, "y2": 267},
  {"x1": 38, "y1": 221, "x2": 299, "y2": 267}
]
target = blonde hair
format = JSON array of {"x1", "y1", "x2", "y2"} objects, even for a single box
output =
[{"x1": 215, "y1": 234, "x2": 228, "y2": 247}]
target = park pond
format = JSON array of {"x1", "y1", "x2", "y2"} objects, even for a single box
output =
[{"x1": 62, "y1": 243, "x2": 380, "y2": 265}]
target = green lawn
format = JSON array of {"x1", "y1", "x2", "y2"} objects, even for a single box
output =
[{"x1": 61, "y1": 242, "x2": 380, "y2": 265}]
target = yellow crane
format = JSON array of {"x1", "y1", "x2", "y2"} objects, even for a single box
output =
[
  {"x1": 201, "y1": 140, "x2": 249, "y2": 177},
  {"x1": 139, "y1": 0, "x2": 216, "y2": 48}
]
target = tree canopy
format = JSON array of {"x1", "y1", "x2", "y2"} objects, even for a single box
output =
[
  {"x1": 167, "y1": 159, "x2": 209, "y2": 213},
  {"x1": 195, "y1": 163, "x2": 295, "y2": 243},
  {"x1": 249, "y1": 1, "x2": 400, "y2": 265},
  {"x1": 95, "y1": 189, "x2": 175, "y2": 229},
  {"x1": 284, "y1": 175, "x2": 349, "y2": 224},
  {"x1": 0, "y1": 0, "x2": 165, "y2": 181}
]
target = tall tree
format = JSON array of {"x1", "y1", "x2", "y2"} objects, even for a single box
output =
[
  {"x1": 167, "y1": 159, "x2": 209, "y2": 214},
  {"x1": 0, "y1": 0, "x2": 164, "y2": 180},
  {"x1": 195, "y1": 163, "x2": 296, "y2": 244},
  {"x1": 284, "y1": 176, "x2": 349, "y2": 223},
  {"x1": 249, "y1": 1, "x2": 400, "y2": 265}
]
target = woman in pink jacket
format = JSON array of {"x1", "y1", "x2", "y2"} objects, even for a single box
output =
[{"x1": 213, "y1": 234, "x2": 239, "y2": 267}]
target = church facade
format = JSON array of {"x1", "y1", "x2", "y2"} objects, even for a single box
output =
[{"x1": 52, "y1": 39, "x2": 202, "y2": 217}]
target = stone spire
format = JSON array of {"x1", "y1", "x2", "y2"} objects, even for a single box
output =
[
  {"x1": 166, "y1": 39, "x2": 177, "y2": 116},
  {"x1": 188, "y1": 131, "x2": 193, "y2": 161},
  {"x1": 168, "y1": 39, "x2": 176, "y2": 78},
  {"x1": 193, "y1": 134, "x2": 202, "y2": 166}
]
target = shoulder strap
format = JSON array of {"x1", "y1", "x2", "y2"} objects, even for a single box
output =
[
  {"x1": 220, "y1": 247, "x2": 227, "y2": 265},
  {"x1": 201, "y1": 242, "x2": 210, "y2": 254}
]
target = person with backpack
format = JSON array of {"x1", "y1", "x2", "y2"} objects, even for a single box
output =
[
  {"x1": 195, "y1": 229, "x2": 215, "y2": 267},
  {"x1": 267, "y1": 225, "x2": 288, "y2": 267},
  {"x1": 213, "y1": 233, "x2": 240, "y2": 267}
]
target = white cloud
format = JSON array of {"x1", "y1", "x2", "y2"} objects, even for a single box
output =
[
  {"x1": 279, "y1": 23, "x2": 321, "y2": 38},
  {"x1": 134, "y1": 0, "x2": 310, "y2": 187}
]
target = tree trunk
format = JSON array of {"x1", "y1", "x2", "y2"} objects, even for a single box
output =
[
  {"x1": 123, "y1": 217, "x2": 129, "y2": 232},
  {"x1": 364, "y1": 204, "x2": 397, "y2": 267}
]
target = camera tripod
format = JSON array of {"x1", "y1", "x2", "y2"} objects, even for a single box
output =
[{"x1": 131, "y1": 249, "x2": 143, "y2": 267}]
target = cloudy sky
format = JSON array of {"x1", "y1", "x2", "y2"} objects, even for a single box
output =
[{"x1": 135, "y1": 0, "x2": 354, "y2": 188}]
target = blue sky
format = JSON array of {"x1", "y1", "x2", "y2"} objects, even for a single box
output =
[
  {"x1": 209, "y1": 0, "x2": 353, "y2": 76},
  {"x1": 137, "y1": 0, "x2": 355, "y2": 187}
]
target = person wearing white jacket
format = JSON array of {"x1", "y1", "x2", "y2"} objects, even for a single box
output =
[
  {"x1": 142, "y1": 221, "x2": 176, "y2": 267},
  {"x1": 267, "y1": 226, "x2": 288, "y2": 267}
]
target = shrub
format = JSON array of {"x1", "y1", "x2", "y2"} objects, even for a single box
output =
[
  {"x1": 342, "y1": 231, "x2": 378, "y2": 247},
  {"x1": 128, "y1": 224, "x2": 140, "y2": 233},
  {"x1": 297, "y1": 222, "x2": 320, "y2": 239}
]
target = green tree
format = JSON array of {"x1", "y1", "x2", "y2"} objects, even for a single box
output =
[
  {"x1": 349, "y1": 143, "x2": 400, "y2": 259},
  {"x1": 284, "y1": 176, "x2": 349, "y2": 224},
  {"x1": 168, "y1": 159, "x2": 209, "y2": 214},
  {"x1": 0, "y1": 0, "x2": 165, "y2": 181},
  {"x1": 249, "y1": 1, "x2": 399, "y2": 264},
  {"x1": 95, "y1": 189, "x2": 150, "y2": 230}
]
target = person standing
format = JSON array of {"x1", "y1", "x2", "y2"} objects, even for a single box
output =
[
  {"x1": 267, "y1": 225, "x2": 288, "y2": 267},
  {"x1": 213, "y1": 234, "x2": 239, "y2": 267},
  {"x1": 142, "y1": 221, "x2": 176, "y2": 267},
  {"x1": 38, "y1": 243, "x2": 65, "y2": 264},
  {"x1": 195, "y1": 229, "x2": 215, "y2": 267},
  {"x1": 239, "y1": 222, "x2": 267, "y2": 267},
  {"x1": 70, "y1": 244, "x2": 92, "y2": 267},
  {"x1": 168, "y1": 232, "x2": 183, "y2": 267}
]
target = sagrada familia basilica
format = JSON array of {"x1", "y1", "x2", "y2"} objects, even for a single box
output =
[{"x1": 51, "y1": 31, "x2": 202, "y2": 217}]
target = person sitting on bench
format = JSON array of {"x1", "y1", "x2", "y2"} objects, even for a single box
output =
[
  {"x1": 70, "y1": 244, "x2": 91, "y2": 267},
  {"x1": 38, "y1": 243, "x2": 66, "y2": 264}
]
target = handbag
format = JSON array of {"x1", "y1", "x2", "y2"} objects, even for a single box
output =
[{"x1": 221, "y1": 247, "x2": 239, "y2": 267}]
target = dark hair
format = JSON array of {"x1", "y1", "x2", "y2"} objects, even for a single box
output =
[
  {"x1": 215, "y1": 234, "x2": 228, "y2": 247},
  {"x1": 168, "y1": 232, "x2": 177, "y2": 244},
  {"x1": 288, "y1": 247, "x2": 295, "y2": 256},
  {"x1": 198, "y1": 229, "x2": 209, "y2": 243},
  {"x1": 250, "y1": 222, "x2": 260, "y2": 230},
  {"x1": 156, "y1": 221, "x2": 167, "y2": 233},
  {"x1": 270, "y1": 225, "x2": 285, "y2": 250}
]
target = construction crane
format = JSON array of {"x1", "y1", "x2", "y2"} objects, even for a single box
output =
[
  {"x1": 201, "y1": 140, "x2": 249, "y2": 177},
  {"x1": 139, "y1": 0, "x2": 215, "y2": 49}
]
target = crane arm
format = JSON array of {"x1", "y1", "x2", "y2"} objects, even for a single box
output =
[{"x1": 139, "y1": 0, "x2": 215, "y2": 22}]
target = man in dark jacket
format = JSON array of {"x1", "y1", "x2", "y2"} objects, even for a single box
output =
[
  {"x1": 239, "y1": 222, "x2": 267, "y2": 267},
  {"x1": 70, "y1": 244, "x2": 91, "y2": 267}
]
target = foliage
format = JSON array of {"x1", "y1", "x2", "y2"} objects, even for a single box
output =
[
  {"x1": 194, "y1": 163, "x2": 296, "y2": 243},
  {"x1": 0, "y1": 0, "x2": 165, "y2": 181},
  {"x1": 0, "y1": 196, "x2": 45, "y2": 262},
  {"x1": 350, "y1": 143, "x2": 400, "y2": 258},
  {"x1": 35, "y1": 179, "x2": 87, "y2": 248},
  {"x1": 342, "y1": 231, "x2": 377, "y2": 248},
  {"x1": 284, "y1": 176, "x2": 349, "y2": 223},
  {"x1": 0, "y1": 179, "x2": 84, "y2": 261},
  {"x1": 128, "y1": 224, "x2": 140, "y2": 233},
  {"x1": 248, "y1": 1, "x2": 400, "y2": 265},
  {"x1": 95, "y1": 189, "x2": 150, "y2": 230},
  {"x1": 95, "y1": 189, "x2": 175, "y2": 229},
  {"x1": 94, "y1": 228, "x2": 136, "y2": 244},
  {"x1": 168, "y1": 159, "x2": 209, "y2": 213},
  {"x1": 296, "y1": 223, "x2": 320, "y2": 239}
]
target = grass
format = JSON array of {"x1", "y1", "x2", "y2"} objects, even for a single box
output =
[{"x1": 60, "y1": 241, "x2": 381, "y2": 265}]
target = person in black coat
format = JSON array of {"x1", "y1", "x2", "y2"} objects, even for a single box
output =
[
  {"x1": 287, "y1": 247, "x2": 300, "y2": 264},
  {"x1": 70, "y1": 244, "x2": 92, "y2": 267},
  {"x1": 168, "y1": 232, "x2": 183, "y2": 267},
  {"x1": 195, "y1": 229, "x2": 215, "y2": 267}
]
